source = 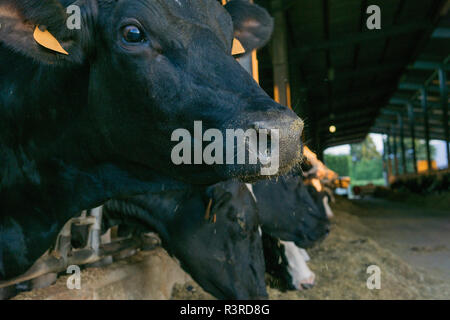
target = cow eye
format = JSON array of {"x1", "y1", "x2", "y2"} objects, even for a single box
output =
[{"x1": 122, "y1": 25, "x2": 145, "y2": 43}]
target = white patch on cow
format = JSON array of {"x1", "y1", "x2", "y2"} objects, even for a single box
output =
[
  {"x1": 298, "y1": 248, "x2": 310, "y2": 262},
  {"x1": 280, "y1": 241, "x2": 315, "y2": 290},
  {"x1": 258, "y1": 226, "x2": 262, "y2": 236},
  {"x1": 174, "y1": 0, "x2": 183, "y2": 6},
  {"x1": 323, "y1": 196, "x2": 334, "y2": 219},
  {"x1": 245, "y1": 183, "x2": 257, "y2": 203}
]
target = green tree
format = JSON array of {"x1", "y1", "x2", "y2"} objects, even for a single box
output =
[
  {"x1": 353, "y1": 158, "x2": 384, "y2": 181},
  {"x1": 349, "y1": 135, "x2": 384, "y2": 183},
  {"x1": 350, "y1": 135, "x2": 381, "y2": 161},
  {"x1": 324, "y1": 154, "x2": 351, "y2": 176}
]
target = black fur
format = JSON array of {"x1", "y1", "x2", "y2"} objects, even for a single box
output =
[{"x1": 0, "y1": 0, "x2": 302, "y2": 280}]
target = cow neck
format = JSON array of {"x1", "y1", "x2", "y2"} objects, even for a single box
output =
[{"x1": 1, "y1": 51, "x2": 192, "y2": 210}]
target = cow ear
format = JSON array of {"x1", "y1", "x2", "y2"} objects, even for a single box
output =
[
  {"x1": 0, "y1": 0, "x2": 97, "y2": 65},
  {"x1": 224, "y1": 0, "x2": 274, "y2": 55}
]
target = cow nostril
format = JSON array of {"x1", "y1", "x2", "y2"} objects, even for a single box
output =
[
  {"x1": 251, "y1": 121, "x2": 272, "y2": 133},
  {"x1": 301, "y1": 283, "x2": 315, "y2": 290},
  {"x1": 251, "y1": 122, "x2": 273, "y2": 154}
]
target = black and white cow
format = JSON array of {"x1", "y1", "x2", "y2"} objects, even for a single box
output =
[
  {"x1": 247, "y1": 174, "x2": 329, "y2": 291},
  {"x1": 305, "y1": 184, "x2": 335, "y2": 219},
  {"x1": 103, "y1": 180, "x2": 267, "y2": 300},
  {"x1": 0, "y1": 0, "x2": 303, "y2": 280},
  {"x1": 101, "y1": 175, "x2": 328, "y2": 298},
  {"x1": 262, "y1": 233, "x2": 315, "y2": 291},
  {"x1": 251, "y1": 173, "x2": 330, "y2": 248}
]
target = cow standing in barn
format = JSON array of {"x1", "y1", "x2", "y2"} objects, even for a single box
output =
[{"x1": 0, "y1": 0, "x2": 304, "y2": 281}]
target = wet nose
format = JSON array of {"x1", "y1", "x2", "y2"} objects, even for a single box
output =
[
  {"x1": 250, "y1": 115, "x2": 303, "y2": 170},
  {"x1": 251, "y1": 116, "x2": 304, "y2": 141},
  {"x1": 298, "y1": 273, "x2": 316, "y2": 290},
  {"x1": 301, "y1": 283, "x2": 315, "y2": 290},
  {"x1": 324, "y1": 225, "x2": 331, "y2": 237}
]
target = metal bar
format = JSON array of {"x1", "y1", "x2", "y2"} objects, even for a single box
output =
[
  {"x1": 431, "y1": 27, "x2": 450, "y2": 38},
  {"x1": 391, "y1": 126, "x2": 399, "y2": 176},
  {"x1": 0, "y1": 237, "x2": 142, "y2": 289},
  {"x1": 399, "y1": 82, "x2": 441, "y2": 94},
  {"x1": 410, "y1": 61, "x2": 450, "y2": 71},
  {"x1": 306, "y1": 61, "x2": 404, "y2": 84},
  {"x1": 398, "y1": 113, "x2": 407, "y2": 174},
  {"x1": 408, "y1": 103, "x2": 418, "y2": 173},
  {"x1": 271, "y1": 0, "x2": 291, "y2": 108},
  {"x1": 438, "y1": 67, "x2": 449, "y2": 166},
  {"x1": 386, "y1": 134, "x2": 393, "y2": 181},
  {"x1": 293, "y1": 22, "x2": 431, "y2": 55},
  {"x1": 421, "y1": 87, "x2": 433, "y2": 171}
]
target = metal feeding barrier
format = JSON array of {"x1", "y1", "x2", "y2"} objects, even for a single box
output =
[{"x1": 0, "y1": 207, "x2": 154, "y2": 291}]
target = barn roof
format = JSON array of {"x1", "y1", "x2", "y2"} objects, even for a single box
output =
[{"x1": 256, "y1": 0, "x2": 449, "y2": 151}]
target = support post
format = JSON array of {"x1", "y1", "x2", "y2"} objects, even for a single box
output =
[
  {"x1": 407, "y1": 103, "x2": 418, "y2": 173},
  {"x1": 271, "y1": 0, "x2": 291, "y2": 109},
  {"x1": 438, "y1": 67, "x2": 449, "y2": 167},
  {"x1": 382, "y1": 136, "x2": 390, "y2": 184},
  {"x1": 391, "y1": 127, "x2": 399, "y2": 176},
  {"x1": 386, "y1": 133, "x2": 393, "y2": 184},
  {"x1": 421, "y1": 87, "x2": 432, "y2": 171},
  {"x1": 398, "y1": 113, "x2": 407, "y2": 174}
]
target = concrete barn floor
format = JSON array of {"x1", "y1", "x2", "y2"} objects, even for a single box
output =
[
  {"x1": 267, "y1": 196, "x2": 450, "y2": 300},
  {"x1": 348, "y1": 197, "x2": 450, "y2": 285},
  {"x1": 13, "y1": 196, "x2": 450, "y2": 300}
]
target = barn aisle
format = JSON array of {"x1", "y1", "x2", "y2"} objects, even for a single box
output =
[
  {"x1": 267, "y1": 197, "x2": 450, "y2": 300},
  {"x1": 347, "y1": 198, "x2": 450, "y2": 285}
]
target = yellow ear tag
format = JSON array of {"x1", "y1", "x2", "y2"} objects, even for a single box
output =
[
  {"x1": 232, "y1": 38, "x2": 245, "y2": 56},
  {"x1": 33, "y1": 26, "x2": 69, "y2": 55}
]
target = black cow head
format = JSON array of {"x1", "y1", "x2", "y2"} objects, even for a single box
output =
[
  {"x1": 252, "y1": 174, "x2": 330, "y2": 248},
  {"x1": 103, "y1": 180, "x2": 267, "y2": 300},
  {"x1": 0, "y1": 0, "x2": 302, "y2": 186}
]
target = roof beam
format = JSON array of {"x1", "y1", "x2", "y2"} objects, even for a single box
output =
[
  {"x1": 377, "y1": 115, "x2": 448, "y2": 128},
  {"x1": 306, "y1": 61, "x2": 405, "y2": 85},
  {"x1": 384, "y1": 105, "x2": 443, "y2": 117},
  {"x1": 371, "y1": 127, "x2": 446, "y2": 140},
  {"x1": 372, "y1": 123, "x2": 446, "y2": 134},
  {"x1": 317, "y1": 97, "x2": 387, "y2": 119},
  {"x1": 409, "y1": 61, "x2": 450, "y2": 71},
  {"x1": 318, "y1": 108, "x2": 379, "y2": 124},
  {"x1": 389, "y1": 98, "x2": 443, "y2": 108},
  {"x1": 293, "y1": 22, "x2": 431, "y2": 55},
  {"x1": 431, "y1": 27, "x2": 450, "y2": 38},
  {"x1": 312, "y1": 83, "x2": 394, "y2": 106},
  {"x1": 398, "y1": 83, "x2": 442, "y2": 94},
  {"x1": 374, "y1": 118, "x2": 447, "y2": 132}
]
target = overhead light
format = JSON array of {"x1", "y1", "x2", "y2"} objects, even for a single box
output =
[{"x1": 329, "y1": 125, "x2": 336, "y2": 133}]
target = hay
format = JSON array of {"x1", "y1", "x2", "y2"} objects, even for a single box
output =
[
  {"x1": 13, "y1": 197, "x2": 450, "y2": 300},
  {"x1": 268, "y1": 198, "x2": 450, "y2": 300},
  {"x1": 173, "y1": 198, "x2": 450, "y2": 300}
]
